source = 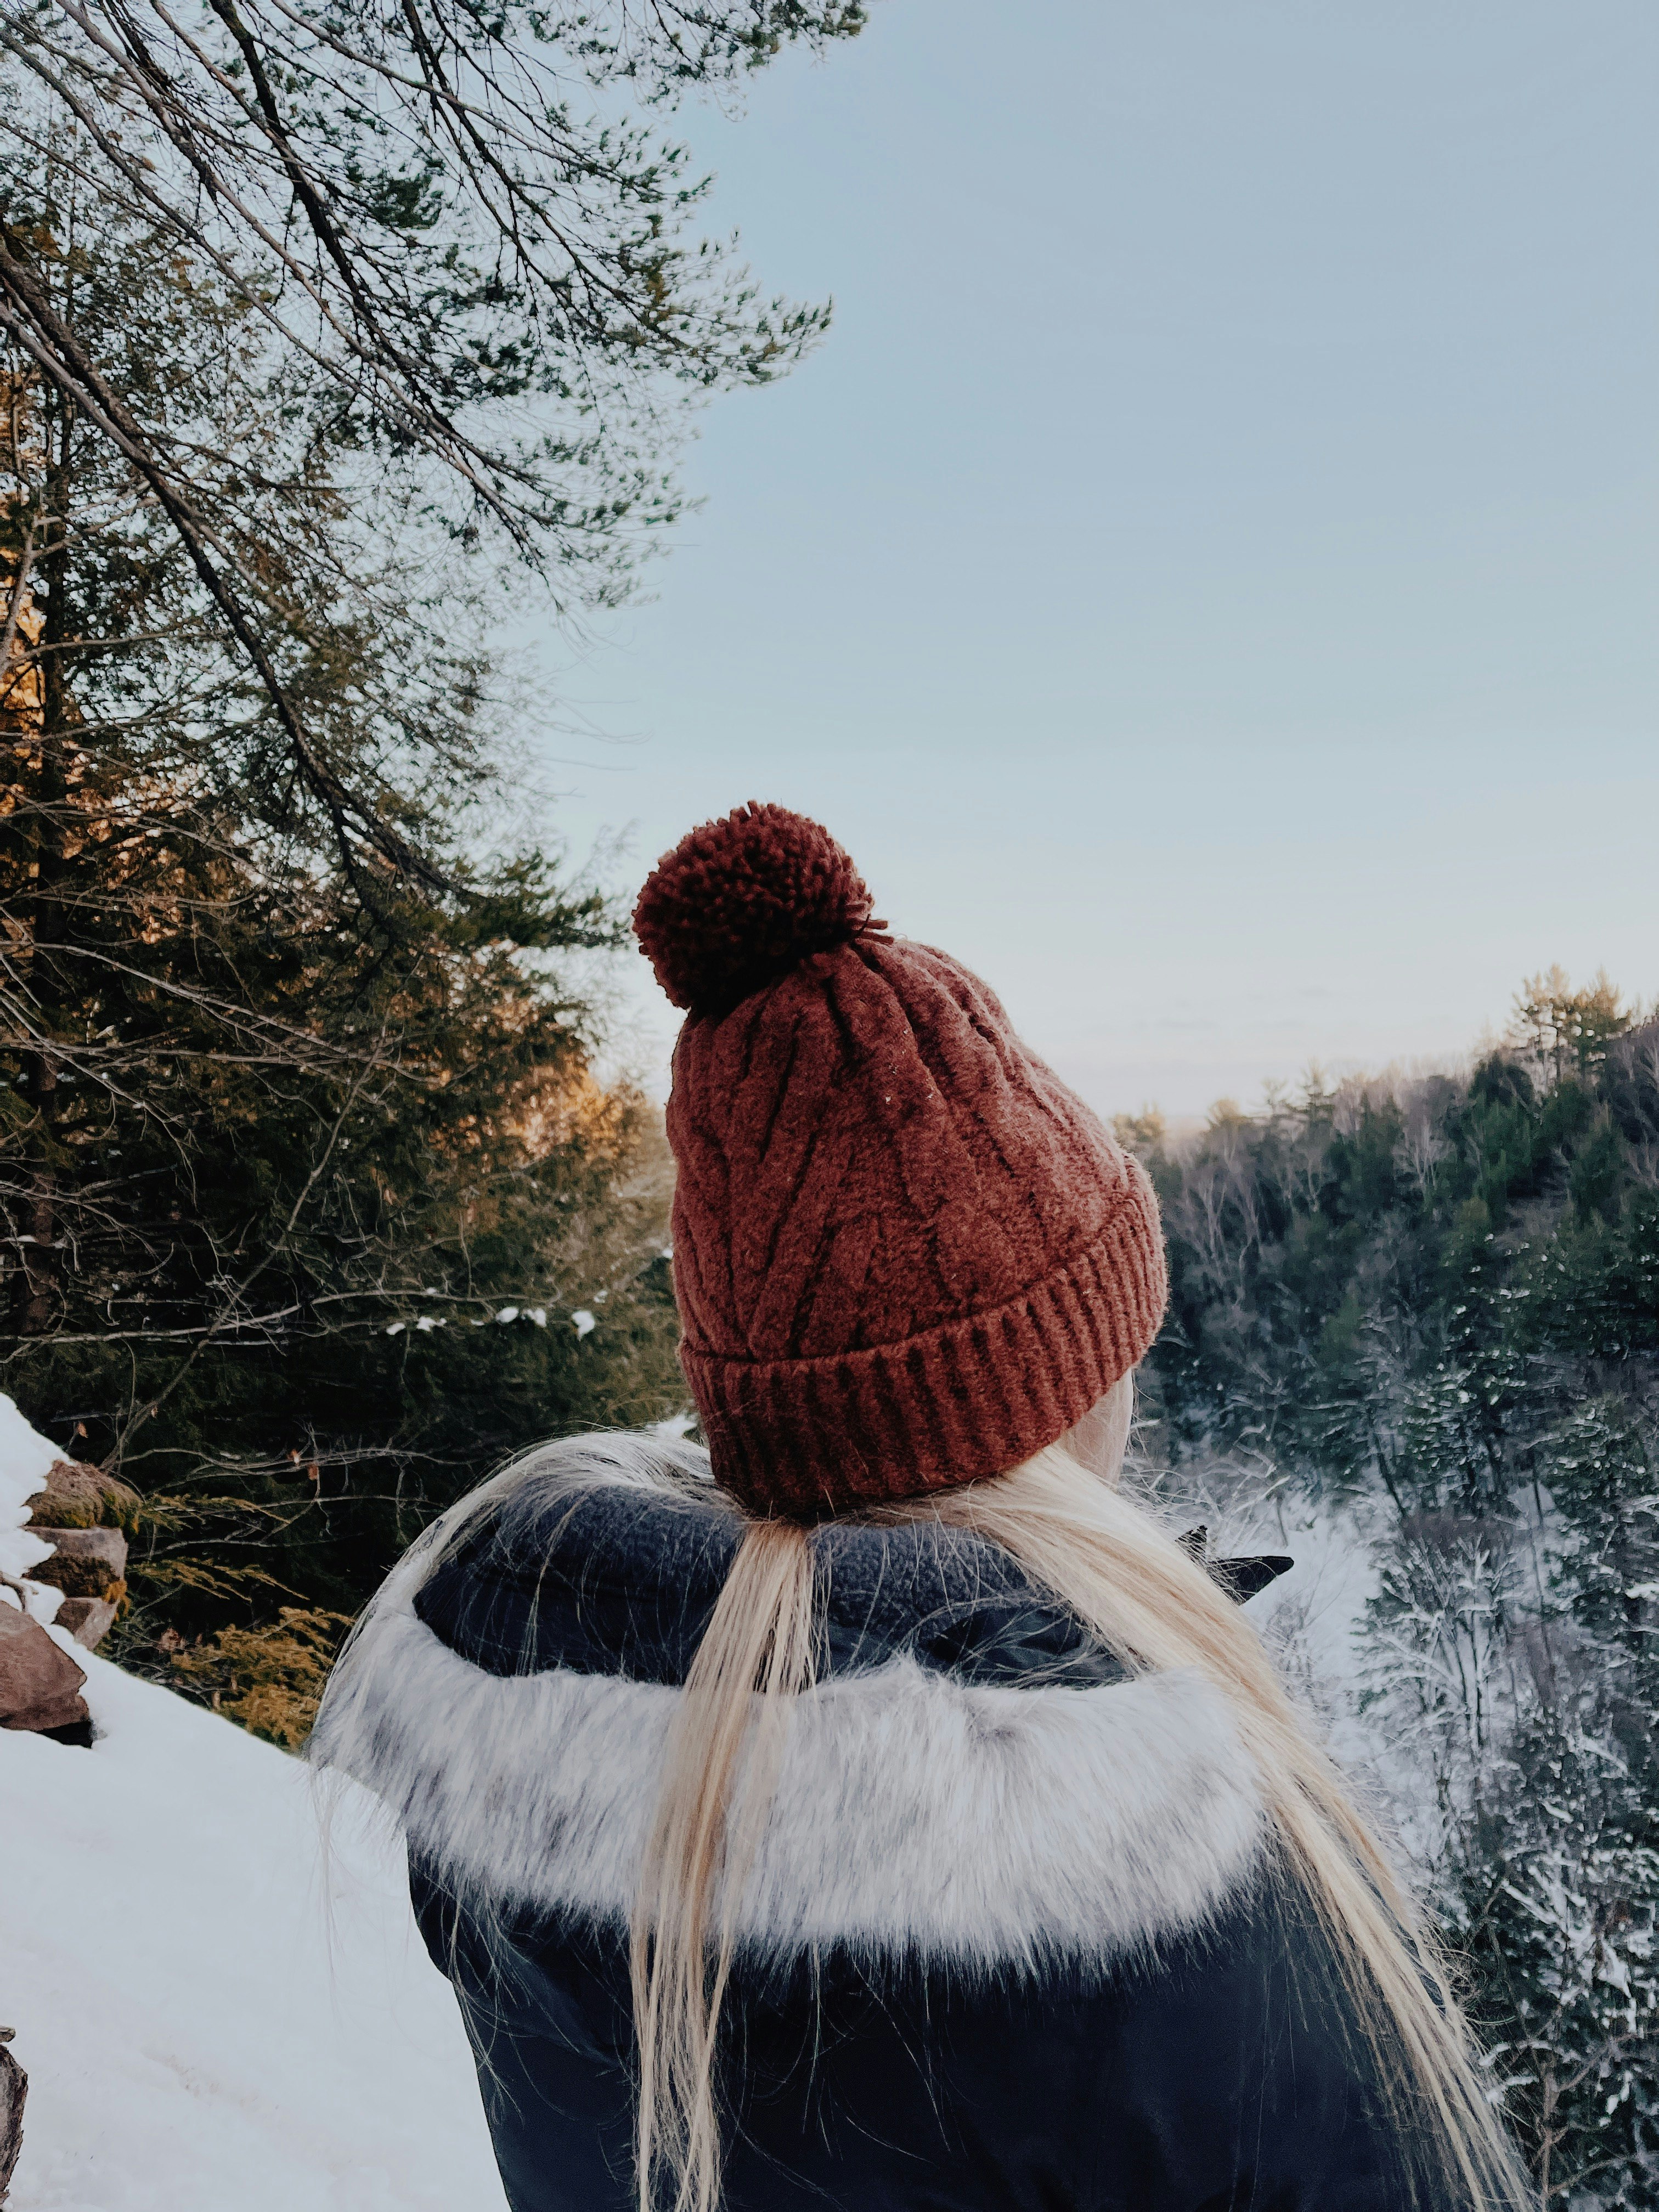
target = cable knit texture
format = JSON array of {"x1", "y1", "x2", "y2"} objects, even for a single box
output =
[{"x1": 635, "y1": 806, "x2": 1169, "y2": 1517}]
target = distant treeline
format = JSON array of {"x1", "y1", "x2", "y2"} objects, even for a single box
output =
[{"x1": 1127, "y1": 969, "x2": 1659, "y2": 2209}]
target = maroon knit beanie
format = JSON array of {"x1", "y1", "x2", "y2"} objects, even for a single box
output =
[{"x1": 633, "y1": 804, "x2": 1168, "y2": 1519}]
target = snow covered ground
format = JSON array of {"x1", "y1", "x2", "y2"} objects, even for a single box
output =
[
  {"x1": 0, "y1": 1393, "x2": 63, "y2": 1601},
  {"x1": 1, "y1": 1653, "x2": 510, "y2": 2211},
  {"x1": 0, "y1": 1402, "x2": 507, "y2": 2212}
]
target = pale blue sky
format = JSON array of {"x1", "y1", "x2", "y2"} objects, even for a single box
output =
[{"x1": 534, "y1": 0, "x2": 1658, "y2": 1119}]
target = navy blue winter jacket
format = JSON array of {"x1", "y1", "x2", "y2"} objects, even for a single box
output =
[{"x1": 313, "y1": 1432, "x2": 1454, "y2": 2212}]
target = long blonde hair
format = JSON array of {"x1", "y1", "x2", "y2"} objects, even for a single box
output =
[{"x1": 629, "y1": 1383, "x2": 1525, "y2": 2212}]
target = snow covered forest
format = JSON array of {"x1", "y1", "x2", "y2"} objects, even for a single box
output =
[{"x1": 1132, "y1": 970, "x2": 1659, "y2": 2209}]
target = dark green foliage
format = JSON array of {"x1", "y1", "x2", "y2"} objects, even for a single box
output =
[
  {"x1": 1, "y1": 159, "x2": 685, "y2": 1694},
  {"x1": 1125, "y1": 986, "x2": 1659, "y2": 2206},
  {"x1": 1527, "y1": 1195, "x2": 1659, "y2": 1364}
]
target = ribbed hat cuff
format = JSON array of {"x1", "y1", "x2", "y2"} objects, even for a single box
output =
[{"x1": 683, "y1": 1177, "x2": 1168, "y2": 1520}]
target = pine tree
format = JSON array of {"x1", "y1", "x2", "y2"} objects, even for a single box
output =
[{"x1": 1, "y1": 148, "x2": 684, "y2": 1694}]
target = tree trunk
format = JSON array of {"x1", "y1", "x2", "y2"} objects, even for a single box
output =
[
  {"x1": 10, "y1": 421, "x2": 71, "y2": 1335},
  {"x1": 1537, "y1": 2066, "x2": 1555, "y2": 2209}
]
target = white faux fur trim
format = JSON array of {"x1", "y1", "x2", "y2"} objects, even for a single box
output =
[{"x1": 313, "y1": 1583, "x2": 1267, "y2": 1970}]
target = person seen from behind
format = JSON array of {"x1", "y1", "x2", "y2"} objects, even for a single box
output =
[{"x1": 313, "y1": 804, "x2": 1527, "y2": 2211}]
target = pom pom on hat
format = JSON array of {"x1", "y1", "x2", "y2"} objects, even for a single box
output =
[{"x1": 633, "y1": 803, "x2": 879, "y2": 1015}]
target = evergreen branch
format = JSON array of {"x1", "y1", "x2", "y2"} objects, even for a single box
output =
[
  {"x1": 0, "y1": 235, "x2": 448, "y2": 891},
  {"x1": 97, "y1": 1031, "x2": 389, "y2": 1470}
]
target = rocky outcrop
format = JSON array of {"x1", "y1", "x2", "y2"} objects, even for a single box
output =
[
  {"x1": 27, "y1": 1523, "x2": 127, "y2": 1598},
  {"x1": 22, "y1": 1457, "x2": 139, "y2": 1534},
  {"x1": 52, "y1": 1595, "x2": 119, "y2": 1649},
  {"x1": 0, "y1": 1601, "x2": 90, "y2": 1736},
  {"x1": 21, "y1": 1459, "x2": 137, "y2": 1651}
]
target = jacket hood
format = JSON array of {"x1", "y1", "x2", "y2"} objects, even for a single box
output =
[{"x1": 310, "y1": 1432, "x2": 1269, "y2": 1976}]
